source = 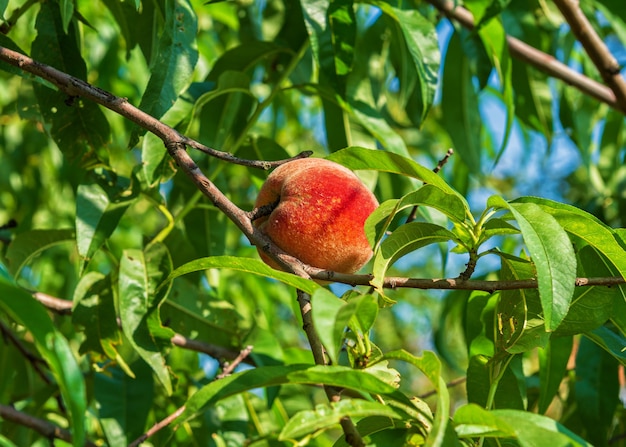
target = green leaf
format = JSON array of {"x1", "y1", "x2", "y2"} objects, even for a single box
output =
[
  {"x1": 179, "y1": 364, "x2": 401, "y2": 421},
  {"x1": 118, "y1": 244, "x2": 175, "y2": 394},
  {"x1": 195, "y1": 71, "x2": 255, "y2": 149},
  {"x1": 371, "y1": 222, "x2": 457, "y2": 293},
  {"x1": 466, "y1": 1, "x2": 514, "y2": 165},
  {"x1": 6, "y1": 229, "x2": 75, "y2": 278},
  {"x1": 279, "y1": 399, "x2": 405, "y2": 441},
  {"x1": 554, "y1": 245, "x2": 619, "y2": 336},
  {"x1": 32, "y1": 1, "x2": 110, "y2": 164},
  {"x1": 72, "y1": 272, "x2": 123, "y2": 361},
  {"x1": 300, "y1": 0, "x2": 356, "y2": 95},
  {"x1": 327, "y1": 147, "x2": 463, "y2": 199},
  {"x1": 76, "y1": 180, "x2": 137, "y2": 260},
  {"x1": 95, "y1": 360, "x2": 154, "y2": 447},
  {"x1": 574, "y1": 336, "x2": 620, "y2": 445},
  {"x1": 365, "y1": 184, "x2": 468, "y2": 248},
  {"x1": 441, "y1": 30, "x2": 482, "y2": 173},
  {"x1": 311, "y1": 288, "x2": 345, "y2": 365},
  {"x1": 207, "y1": 41, "x2": 292, "y2": 82},
  {"x1": 132, "y1": 0, "x2": 198, "y2": 143},
  {"x1": 164, "y1": 256, "x2": 320, "y2": 295},
  {"x1": 497, "y1": 254, "x2": 549, "y2": 353},
  {"x1": 311, "y1": 290, "x2": 380, "y2": 366},
  {"x1": 513, "y1": 197, "x2": 626, "y2": 280},
  {"x1": 382, "y1": 350, "x2": 449, "y2": 447},
  {"x1": 466, "y1": 354, "x2": 525, "y2": 410},
  {"x1": 585, "y1": 326, "x2": 626, "y2": 366},
  {"x1": 59, "y1": 0, "x2": 74, "y2": 33},
  {"x1": 372, "y1": 1, "x2": 440, "y2": 126},
  {"x1": 454, "y1": 404, "x2": 592, "y2": 446},
  {"x1": 537, "y1": 336, "x2": 572, "y2": 414},
  {"x1": 161, "y1": 278, "x2": 243, "y2": 352},
  {"x1": 489, "y1": 197, "x2": 576, "y2": 331},
  {"x1": 0, "y1": 279, "x2": 86, "y2": 447}
]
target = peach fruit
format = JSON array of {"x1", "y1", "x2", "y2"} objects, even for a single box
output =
[{"x1": 253, "y1": 157, "x2": 379, "y2": 273}]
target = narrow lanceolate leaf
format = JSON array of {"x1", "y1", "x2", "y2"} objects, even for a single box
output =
[
  {"x1": 365, "y1": 184, "x2": 468, "y2": 248},
  {"x1": 488, "y1": 197, "x2": 576, "y2": 331},
  {"x1": 383, "y1": 350, "x2": 450, "y2": 447},
  {"x1": 442, "y1": 30, "x2": 481, "y2": 174},
  {"x1": 118, "y1": 244, "x2": 174, "y2": 394},
  {"x1": 454, "y1": 404, "x2": 592, "y2": 447},
  {"x1": 164, "y1": 256, "x2": 320, "y2": 295},
  {"x1": 371, "y1": 223, "x2": 457, "y2": 293},
  {"x1": 311, "y1": 288, "x2": 346, "y2": 365},
  {"x1": 513, "y1": 197, "x2": 626, "y2": 280},
  {"x1": 300, "y1": 0, "x2": 356, "y2": 95},
  {"x1": 76, "y1": 182, "x2": 136, "y2": 260},
  {"x1": 178, "y1": 364, "x2": 401, "y2": 422},
  {"x1": 6, "y1": 229, "x2": 75, "y2": 278},
  {"x1": 32, "y1": 2, "x2": 110, "y2": 163},
  {"x1": 132, "y1": 0, "x2": 198, "y2": 143},
  {"x1": 328, "y1": 147, "x2": 464, "y2": 199},
  {"x1": 372, "y1": 1, "x2": 440, "y2": 126},
  {"x1": 0, "y1": 279, "x2": 86, "y2": 447},
  {"x1": 279, "y1": 399, "x2": 405, "y2": 441}
]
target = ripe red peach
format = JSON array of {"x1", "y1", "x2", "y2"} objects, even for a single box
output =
[{"x1": 253, "y1": 157, "x2": 379, "y2": 273}]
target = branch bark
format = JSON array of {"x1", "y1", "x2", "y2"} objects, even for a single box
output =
[
  {"x1": 553, "y1": 0, "x2": 626, "y2": 110},
  {"x1": 425, "y1": 0, "x2": 626, "y2": 114},
  {"x1": 0, "y1": 404, "x2": 98, "y2": 447}
]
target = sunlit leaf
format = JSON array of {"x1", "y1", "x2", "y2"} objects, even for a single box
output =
[
  {"x1": 279, "y1": 399, "x2": 405, "y2": 441},
  {"x1": 489, "y1": 197, "x2": 576, "y2": 331},
  {"x1": 165, "y1": 256, "x2": 320, "y2": 295},
  {"x1": 371, "y1": 222, "x2": 457, "y2": 293}
]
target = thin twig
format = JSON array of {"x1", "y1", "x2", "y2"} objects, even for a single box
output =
[
  {"x1": 406, "y1": 148, "x2": 454, "y2": 223},
  {"x1": 419, "y1": 376, "x2": 467, "y2": 400},
  {"x1": 553, "y1": 0, "x2": 626, "y2": 110},
  {"x1": 425, "y1": 0, "x2": 625, "y2": 114},
  {"x1": 0, "y1": 319, "x2": 52, "y2": 385},
  {"x1": 127, "y1": 405, "x2": 186, "y2": 447},
  {"x1": 217, "y1": 345, "x2": 254, "y2": 379},
  {"x1": 0, "y1": 404, "x2": 98, "y2": 447},
  {"x1": 32, "y1": 293, "x2": 253, "y2": 363}
]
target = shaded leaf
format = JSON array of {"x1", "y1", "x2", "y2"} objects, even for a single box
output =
[
  {"x1": 0, "y1": 279, "x2": 86, "y2": 447},
  {"x1": 32, "y1": 2, "x2": 110, "y2": 163},
  {"x1": 131, "y1": 0, "x2": 198, "y2": 144},
  {"x1": 6, "y1": 229, "x2": 75, "y2": 278},
  {"x1": 118, "y1": 243, "x2": 175, "y2": 394}
]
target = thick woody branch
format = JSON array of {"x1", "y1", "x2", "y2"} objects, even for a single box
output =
[
  {"x1": 0, "y1": 404, "x2": 98, "y2": 447},
  {"x1": 553, "y1": 0, "x2": 626, "y2": 110},
  {"x1": 425, "y1": 0, "x2": 626, "y2": 114}
]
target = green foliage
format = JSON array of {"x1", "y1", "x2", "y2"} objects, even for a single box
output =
[{"x1": 1, "y1": 0, "x2": 626, "y2": 446}]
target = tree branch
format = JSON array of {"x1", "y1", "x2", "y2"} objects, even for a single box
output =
[
  {"x1": 425, "y1": 0, "x2": 626, "y2": 114},
  {"x1": 33, "y1": 293, "x2": 253, "y2": 364},
  {"x1": 307, "y1": 269, "x2": 626, "y2": 292},
  {"x1": 0, "y1": 404, "x2": 98, "y2": 447},
  {"x1": 553, "y1": 0, "x2": 626, "y2": 110},
  {"x1": 0, "y1": 319, "x2": 52, "y2": 385}
]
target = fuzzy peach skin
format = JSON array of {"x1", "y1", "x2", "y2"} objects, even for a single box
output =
[{"x1": 253, "y1": 157, "x2": 379, "y2": 273}]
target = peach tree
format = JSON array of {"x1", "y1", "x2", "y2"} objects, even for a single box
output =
[{"x1": 0, "y1": 0, "x2": 625, "y2": 446}]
